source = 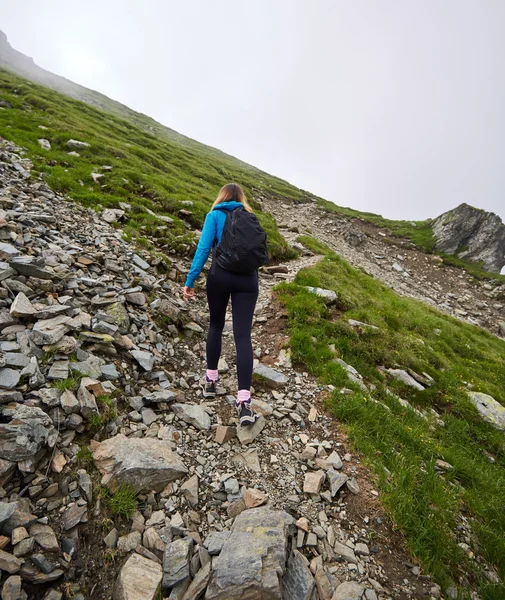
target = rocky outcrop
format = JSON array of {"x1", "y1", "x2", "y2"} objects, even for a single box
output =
[{"x1": 432, "y1": 203, "x2": 505, "y2": 273}]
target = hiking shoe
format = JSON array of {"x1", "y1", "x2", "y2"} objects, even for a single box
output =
[
  {"x1": 200, "y1": 375, "x2": 217, "y2": 398},
  {"x1": 237, "y1": 401, "x2": 259, "y2": 427}
]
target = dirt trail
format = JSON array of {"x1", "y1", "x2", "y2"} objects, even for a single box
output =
[{"x1": 186, "y1": 251, "x2": 435, "y2": 599}]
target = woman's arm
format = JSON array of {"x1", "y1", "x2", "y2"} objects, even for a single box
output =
[{"x1": 184, "y1": 212, "x2": 217, "y2": 288}]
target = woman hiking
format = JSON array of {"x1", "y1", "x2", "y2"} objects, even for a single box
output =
[{"x1": 184, "y1": 183, "x2": 267, "y2": 427}]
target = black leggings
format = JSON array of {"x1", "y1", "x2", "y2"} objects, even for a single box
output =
[{"x1": 206, "y1": 264, "x2": 259, "y2": 390}]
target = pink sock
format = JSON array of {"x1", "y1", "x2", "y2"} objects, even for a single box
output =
[
  {"x1": 237, "y1": 389, "x2": 251, "y2": 404},
  {"x1": 206, "y1": 369, "x2": 218, "y2": 381}
]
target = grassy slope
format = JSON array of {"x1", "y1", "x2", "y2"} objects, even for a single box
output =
[
  {"x1": 278, "y1": 236, "x2": 505, "y2": 599},
  {"x1": 0, "y1": 67, "x2": 308, "y2": 261}
]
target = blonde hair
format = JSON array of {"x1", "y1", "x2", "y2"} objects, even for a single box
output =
[{"x1": 211, "y1": 183, "x2": 253, "y2": 213}]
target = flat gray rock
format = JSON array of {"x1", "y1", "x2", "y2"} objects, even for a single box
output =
[
  {"x1": 468, "y1": 391, "x2": 505, "y2": 431},
  {"x1": 2, "y1": 353, "x2": 29, "y2": 368},
  {"x1": 10, "y1": 292, "x2": 36, "y2": 318},
  {"x1": 0, "y1": 502, "x2": 18, "y2": 525},
  {"x1": 333, "y1": 541, "x2": 358, "y2": 564},
  {"x1": 348, "y1": 319, "x2": 379, "y2": 330},
  {"x1": 131, "y1": 350, "x2": 155, "y2": 371},
  {"x1": 172, "y1": 403, "x2": 211, "y2": 430},
  {"x1": 38, "y1": 388, "x2": 62, "y2": 408},
  {"x1": 48, "y1": 360, "x2": 69, "y2": 380},
  {"x1": 9, "y1": 256, "x2": 54, "y2": 280},
  {"x1": 70, "y1": 354, "x2": 105, "y2": 379},
  {"x1": 253, "y1": 364, "x2": 288, "y2": 388},
  {"x1": 387, "y1": 369, "x2": 425, "y2": 391},
  {"x1": 34, "y1": 305, "x2": 70, "y2": 320},
  {"x1": 30, "y1": 523, "x2": 59, "y2": 551},
  {"x1": 93, "y1": 434, "x2": 188, "y2": 492},
  {"x1": 305, "y1": 286, "x2": 337, "y2": 305},
  {"x1": 144, "y1": 390, "x2": 176, "y2": 403},
  {"x1": 332, "y1": 581, "x2": 365, "y2": 600},
  {"x1": 0, "y1": 368, "x2": 20, "y2": 390},
  {"x1": 141, "y1": 407, "x2": 158, "y2": 426},
  {"x1": 237, "y1": 415, "x2": 266, "y2": 445},
  {"x1": 0, "y1": 243, "x2": 20, "y2": 261},
  {"x1": 66, "y1": 139, "x2": 90, "y2": 149},
  {"x1": 132, "y1": 254, "x2": 150, "y2": 271},
  {"x1": 0, "y1": 417, "x2": 53, "y2": 462},
  {"x1": 31, "y1": 315, "x2": 71, "y2": 345},
  {"x1": 102, "y1": 208, "x2": 125, "y2": 223},
  {"x1": 101, "y1": 364, "x2": 119, "y2": 380}
]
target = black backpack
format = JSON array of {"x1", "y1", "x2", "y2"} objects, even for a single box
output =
[{"x1": 214, "y1": 207, "x2": 268, "y2": 274}]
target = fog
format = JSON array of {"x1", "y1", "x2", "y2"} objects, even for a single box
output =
[{"x1": 1, "y1": 0, "x2": 505, "y2": 223}]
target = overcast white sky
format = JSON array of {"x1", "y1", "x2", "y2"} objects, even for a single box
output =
[{"x1": 1, "y1": 0, "x2": 505, "y2": 221}]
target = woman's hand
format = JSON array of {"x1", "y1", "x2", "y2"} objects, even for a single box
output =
[{"x1": 183, "y1": 286, "x2": 195, "y2": 300}]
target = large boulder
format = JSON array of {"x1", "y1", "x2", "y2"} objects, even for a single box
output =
[
  {"x1": 205, "y1": 507, "x2": 295, "y2": 600},
  {"x1": 93, "y1": 434, "x2": 188, "y2": 492},
  {"x1": 432, "y1": 203, "x2": 505, "y2": 273}
]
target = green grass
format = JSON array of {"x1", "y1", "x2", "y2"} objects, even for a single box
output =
[
  {"x1": 76, "y1": 445, "x2": 94, "y2": 467},
  {"x1": 52, "y1": 370, "x2": 84, "y2": 392},
  {"x1": 88, "y1": 413, "x2": 106, "y2": 432},
  {"x1": 97, "y1": 394, "x2": 118, "y2": 420},
  {"x1": 296, "y1": 234, "x2": 334, "y2": 256},
  {"x1": 276, "y1": 242, "x2": 505, "y2": 597},
  {"x1": 107, "y1": 484, "x2": 138, "y2": 519},
  {"x1": 0, "y1": 68, "x2": 297, "y2": 262}
]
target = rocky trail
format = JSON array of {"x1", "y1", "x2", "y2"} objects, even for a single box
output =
[
  {"x1": 263, "y1": 198, "x2": 505, "y2": 340},
  {"x1": 0, "y1": 138, "x2": 496, "y2": 600}
]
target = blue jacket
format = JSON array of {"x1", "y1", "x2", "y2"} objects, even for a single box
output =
[{"x1": 185, "y1": 201, "x2": 243, "y2": 287}]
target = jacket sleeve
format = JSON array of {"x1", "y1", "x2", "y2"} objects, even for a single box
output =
[{"x1": 184, "y1": 212, "x2": 217, "y2": 287}]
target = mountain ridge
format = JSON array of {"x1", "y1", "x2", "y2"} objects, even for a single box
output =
[
  {"x1": 0, "y1": 29, "x2": 301, "y2": 186},
  {"x1": 1, "y1": 29, "x2": 504, "y2": 275}
]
